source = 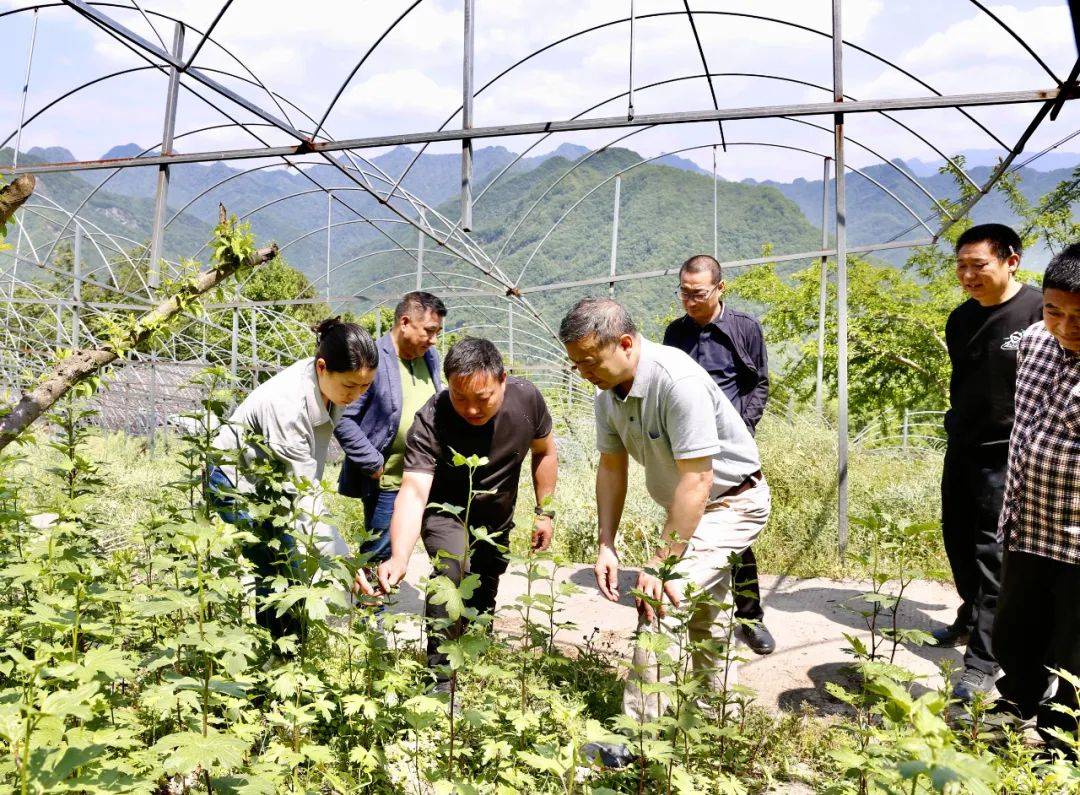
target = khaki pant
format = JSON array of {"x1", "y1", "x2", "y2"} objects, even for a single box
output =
[{"x1": 623, "y1": 478, "x2": 771, "y2": 723}]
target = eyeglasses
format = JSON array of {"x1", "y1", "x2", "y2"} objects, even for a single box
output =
[{"x1": 675, "y1": 285, "x2": 719, "y2": 302}]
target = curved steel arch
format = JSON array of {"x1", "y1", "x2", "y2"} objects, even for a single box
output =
[
  {"x1": 0, "y1": 2, "x2": 498, "y2": 307},
  {"x1": 487, "y1": 119, "x2": 936, "y2": 282},
  {"x1": 485, "y1": 83, "x2": 956, "y2": 267},
  {"x1": 377, "y1": 7, "x2": 1023, "y2": 199},
  {"x1": 514, "y1": 139, "x2": 935, "y2": 289},
  {"x1": 467, "y1": 69, "x2": 973, "y2": 223},
  {"x1": 0, "y1": 2, "x2": 303, "y2": 131}
]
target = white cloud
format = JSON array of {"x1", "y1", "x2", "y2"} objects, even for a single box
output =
[
  {"x1": 339, "y1": 69, "x2": 459, "y2": 116},
  {"x1": 2, "y1": 0, "x2": 1078, "y2": 181},
  {"x1": 901, "y1": 4, "x2": 1072, "y2": 81}
]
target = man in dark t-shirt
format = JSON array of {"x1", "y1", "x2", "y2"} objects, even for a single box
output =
[
  {"x1": 939, "y1": 223, "x2": 1043, "y2": 703},
  {"x1": 364, "y1": 337, "x2": 558, "y2": 687}
]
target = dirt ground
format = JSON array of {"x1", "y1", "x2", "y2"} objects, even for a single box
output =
[{"x1": 387, "y1": 553, "x2": 967, "y2": 715}]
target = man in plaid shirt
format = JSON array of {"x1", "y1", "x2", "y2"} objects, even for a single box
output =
[{"x1": 992, "y1": 244, "x2": 1080, "y2": 755}]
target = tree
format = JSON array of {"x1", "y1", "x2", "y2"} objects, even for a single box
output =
[
  {"x1": 730, "y1": 156, "x2": 1067, "y2": 427},
  {"x1": 731, "y1": 256, "x2": 953, "y2": 426}
]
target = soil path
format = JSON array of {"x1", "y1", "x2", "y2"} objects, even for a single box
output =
[{"x1": 387, "y1": 553, "x2": 966, "y2": 714}]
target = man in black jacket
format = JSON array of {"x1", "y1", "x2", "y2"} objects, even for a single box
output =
[
  {"x1": 663, "y1": 254, "x2": 774, "y2": 655},
  {"x1": 335, "y1": 292, "x2": 446, "y2": 569},
  {"x1": 939, "y1": 223, "x2": 1043, "y2": 702}
]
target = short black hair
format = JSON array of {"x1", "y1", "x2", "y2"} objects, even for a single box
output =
[
  {"x1": 680, "y1": 254, "x2": 722, "y2": 284},
  {"x1": 444, "y1": 337, "x2": 505, "y2": 380},
  {"x1": 955, "y1": 223, "x2": 1022, "y2": 262},
  {"x1": 558, "y1": 297, "x2": 638, "y2": 347},
  {"x1": 313, "y1": 317, "x2": 378, "y2": 372},
  {"x1": 1044, "y1": 243, "x2": 1080, "y2": 294},
  {"x1": 394, "y1": 291, "x2": 447, "y2": 323}
]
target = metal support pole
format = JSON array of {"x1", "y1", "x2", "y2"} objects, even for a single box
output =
[
  {"x1": 902, "y1": 409, "x2": 910, "y2": 451},
  {"x1": 325, "y1": 190, "x2": 332, "y2": 302},
  {"x1": 461, "y1": 0, "x2": 475, "y2": 232},
  {"x1": 416, "y1": 226, "x2": 424, "y2": 290},
  {"x1": 230, "y1": 307, "x2": 238, "y2": 378},
  {"x1": 149, "y1": 22, "x2": 185, "y2": 290},
  {"x1": 815, "y1": 157, "x2": 831, "y2": 416},
  {"x1": 507, "y1": 302, "x2": 514, "y2": 370},
  {"x1": 55, "y1": 301, "x2": 63, "y2": 349},
  {"x1": 10, "y1": 9, "x2": 39, "y2": 296},
  {"x1": 627, "y1": 0, "x2": 636, "y2": 120},
  {"x1": 250, "y1": 309, "x2": 258, "y2": 390},
  {"x1": 832, "y1": 0, "x2": 850, "y2": 553},
  {"x1": 609, "y1": 175, "x2": 621, "y2": 297},
  {"x1": 712, "y1": 146, "x2": 718, "y2": 258},
  {"x1": 148, "y1": 354, "x2": 158, "y2": 454},
  {"x1": 4, "y1": 88, "x2": 1065, "y2": 177},
  {"x1": 11, "y1": 10, "x2": 38, "y2": 170},
  {"x1": 71, "y1": 225, "x2": 82, "y2": 348}
]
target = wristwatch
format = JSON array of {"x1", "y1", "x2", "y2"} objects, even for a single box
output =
[{"x1": 534, "y1": 504, "x2": 556, "y2": 519}]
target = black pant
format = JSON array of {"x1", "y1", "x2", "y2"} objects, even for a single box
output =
[
  {"x1": 207, "y1": 467, "x2": 304, "y2": 644},
  {"x1": 422, "y1": 514, "x2": 509, "y2": 675},
  {"x1": 941, "y1": 442, "x2": 1007, "y2": 674},
  {"x1": 993, "y1": 550, "x2": 1080, "y2": 753},
  {"x1": 733, "y1": 545, "x2": 764, "y2": 622}
]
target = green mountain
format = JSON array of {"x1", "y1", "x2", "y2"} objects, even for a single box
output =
[
  {"x1": 333, "y1": 147, "x2": 823, "y2": 337},
  {"x1": 0, "y1": 147, "x2": 212, "y2": 284},
  {"x1": 749, "y1": 159, "x2": 1080, "y2": 267}
]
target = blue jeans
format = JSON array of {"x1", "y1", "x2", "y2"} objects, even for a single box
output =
[
  {"x1": 207, "y1": 466, "x2": 302, "y2": 643},
  {"x1": 360, "y1": 487, "x2": 397, "y2": 564}
]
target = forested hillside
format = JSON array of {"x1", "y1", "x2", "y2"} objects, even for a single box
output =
[{"x1": 334, "y1": 147, "x2": 823, "y2": 332}]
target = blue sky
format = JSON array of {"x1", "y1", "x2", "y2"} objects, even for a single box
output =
[{"x1": 1, "y1": 0, "x2": 1077, "y2": 181}]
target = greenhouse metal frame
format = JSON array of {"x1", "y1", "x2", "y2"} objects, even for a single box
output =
[{"x1": 1, "y1": 0, "x2": 1078, "y2": 546}]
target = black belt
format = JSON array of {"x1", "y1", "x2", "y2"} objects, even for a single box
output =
[{"x1": 720, "y1": 469, "x2": 763, "y2": 499}]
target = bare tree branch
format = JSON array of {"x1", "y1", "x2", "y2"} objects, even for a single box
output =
[
  {"x1": 850, "y1": 331, "x2": 949, "y2": 402},
  {"x1": 0, "y1": 175, "x2": 35, "y2": 227},
  {"x1": 880, "y1": 313, "x2": 949, "y2": 356}
]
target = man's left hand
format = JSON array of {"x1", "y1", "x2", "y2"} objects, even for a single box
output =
[
  {"x1": 634, "y1": 568, "x2": 681, "y2": 623},
  {"x1": 531, "y1": 515, "x2": 554, "y2": 551}
]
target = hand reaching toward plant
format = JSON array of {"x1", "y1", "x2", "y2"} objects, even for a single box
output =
[
  {"x1": 375, "y1": 557, "x2": 408, "y2": 596},
  {"x1": 594, "y1": 544, "x2": 620, "y2": 601},
  {"x1": 531, "y1": 515, "x2": 554, "y2": 551},
  {"x1": 634, "y1": 568, "x2": 681, "y2": 623},
  {"x1": 352, "y1": 567, "x2": 375, "y2": 597}
]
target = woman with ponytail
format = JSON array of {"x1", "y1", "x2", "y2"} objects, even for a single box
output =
[{"x1": 210, "y1": 317, "x2": 378, "y2": 643}]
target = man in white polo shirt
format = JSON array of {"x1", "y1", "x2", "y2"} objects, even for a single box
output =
[{"x1": 559, "y1": 297, "x2": 770, "y2": 767}]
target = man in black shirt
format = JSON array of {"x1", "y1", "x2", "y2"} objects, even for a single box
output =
[
  {"x1": 940, "y1": 223, "x2": 1043, "y2": 703},
  {"x1": 364, "y1": 338, "x2": 559, "y2": 689},
  {"x1": 663, "y1": 254, "x2": 774, "y2": 655}
]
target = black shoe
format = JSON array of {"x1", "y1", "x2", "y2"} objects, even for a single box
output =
[
  {"x1": 952, "y1": 667, "x2": 997, "y2": 703},
  {"x1": 739, "y1": 622, "x2": 776, "y2": 655},
  {"x1": 930, "y1": 623, "x2": 970, "y2": 648},
  {"x1": 581, "y1": 741, "x2": 636, "y2": 769}
]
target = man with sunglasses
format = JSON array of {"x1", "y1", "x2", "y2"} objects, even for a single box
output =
[
  {"x1": 662, "y1": 254, "x2": 774, "y2": 655},
  {"x1": 939, "y1": 223, "x2": 1042, "y2": 703}
]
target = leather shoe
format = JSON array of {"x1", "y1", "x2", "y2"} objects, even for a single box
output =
[
  {"x1": 739, "y1": 622, "x2": 776, "y2": 655},
  {"x1": 952, "y1": 667, "x2": 998, "y2": 703},
  {"x1": 581, "y1": 742, "x2": 636, "y2": 769},
  {"x1": 930, "y1": 623, "x2": 969, "y2": 648}
]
